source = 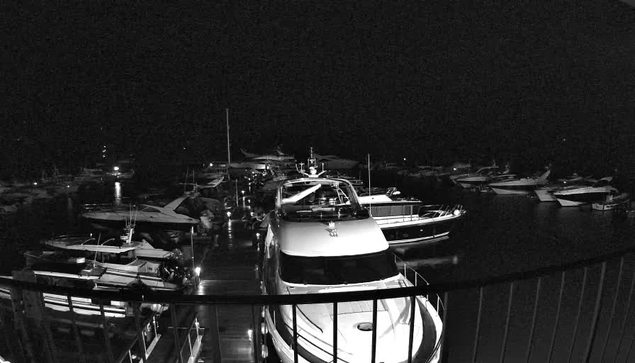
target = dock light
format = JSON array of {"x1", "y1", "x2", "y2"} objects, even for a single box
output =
[
  {"x1": 194, "y1": 266, "x2": 201, "y2": 277},
  {"x1": 226, "y1": 211, "x2": 232, "y2": 217},
  {"x1": 256, "y1": 232, "x2": 261, "y2": 240},
  {"x1": 247, "y1": 328, "x2": 253, "y2": 341},
  {"x1": 113, "y1": 166, "x2": 120, "y2": 171},
  {"x1": 33, "y1": 182, "x2": 37, "y2": 186}
]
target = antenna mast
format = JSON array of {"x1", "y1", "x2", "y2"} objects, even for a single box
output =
[{"x1": 226, "y1": 108, "x2": 231, "y2": 180}]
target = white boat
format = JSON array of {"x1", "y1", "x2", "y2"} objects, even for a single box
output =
[
  {"x1": 81, "y1": 196, "x2": 200, "y2": 230},
  {"x1": 358, "y1": 187, "x2": 465, "y2": 246},
  {"x1": 261, "y1": 150, "x2": 443, "y2": 363},
  {"x1": 314, "y1": 152, "x2": 359, "y2": 169},
  {"x1": 40, "y1": 227, "x2": 179, "y2": 260},
  {"x1": 534, "y1": 174, "x2": 589, "y2": 202},
  {"x1": 454, "y1": 163, "x2": 514, "y2": 190},
  {"x1": 553, "y1": 176, "x2": 619, "y2": 207},
  {"x1": 487, "y1": 167, "x2": 552, "y2": 195},
  {"x1": 592, "y1": 192, "x2": 630, "y2": 211}
]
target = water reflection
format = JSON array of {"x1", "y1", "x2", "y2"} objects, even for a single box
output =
[{"x1": 114, "y1": 181, "x2": 122, "y2": 205}]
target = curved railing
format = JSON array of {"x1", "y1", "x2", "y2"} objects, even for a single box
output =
[{"x1": 2, "y1": 244, "x2": 635, "y2": 362}]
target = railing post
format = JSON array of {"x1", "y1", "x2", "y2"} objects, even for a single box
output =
[
  {"x1": 614, "y1": 268, "x2": 635, "y2": 363},
  {"x1": 99, "y1": 302, "x2": 115, "y2": 363},
  {"x1": 252, "y1": 305, "x2": 259, "y2": 363},
  {"x1": 292, "y1": 304, "x2": 298, "y2": 363},
  {"x1": 471, "y1": 287, "x2": 484, "y2": 363},
  {"x1": 499, "y1": 282, "x2": 514, "y2": 363},
  {"x1": 170, "y1": 303, "x2": 182, "y2": 363},
  {"x1": 407, "y1": 295, "x2": 416, "y2": 363},
  {"x1": 439, "y1": 291, "x2": 449, "y2": 361},
  {"x1": 567, "y1": 267, "x2": 589, "y2": 363},
  {"x1": 524, "y1": 278, "x2": 541, "y2": 363},
  {"x1": 599, "y1": 257, "x2": 624, "y2": 362},
  {"x1": 133, "y1": 303, "x2": 147, "y2": 363},
  {"x1": 547, "y1": 271, "x2": 566, "y2": 363},
  {"x1": 333, "y1": 302, "x2": 338, "y2": 363},
  {"x1": 371, "y1": 298, "x2": 378, "y2": 363},
  {"x1": 67, "y1": 295, "x2": 86, "y2": 363},
  {"x1": 583, "y1": 262, "x2": 607, "y2": 363}
]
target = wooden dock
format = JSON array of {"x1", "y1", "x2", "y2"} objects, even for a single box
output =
[{"x1": 192, "y1": 229, "x2": 262, "y2": 363}]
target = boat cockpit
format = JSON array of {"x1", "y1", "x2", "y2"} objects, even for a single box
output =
[{"x1": 277, "y1": 179, "x2": 370, "y2": 221}]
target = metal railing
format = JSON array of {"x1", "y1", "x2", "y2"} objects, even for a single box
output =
[{"x1": 2, "y1": 245, "x2": 635, "y2": 362}]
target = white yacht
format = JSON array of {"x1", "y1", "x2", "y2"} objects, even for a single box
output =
[
  {"x1": 314, "y1": 152, "x2": 359, "y2": 169},
  {"x1": 358, "y1": 187, "x2": 465, "y2": 245},
  {"x1": 454, "y1": 163, "x2": 514, "y2": 190},
  {"x1": 487, "y1": 167, "x2": 551, "y2": 195},
  {"x1": 261, "y1": 151, "x2": 443, "y2": 363},
  {"x1": 552, "y1": 176, "x2": 618, "y2": 207},
  {"x1": 81, "y1": 196, "x2": 200, "y2": 231},
  {"x1": 534, "y1": 174, "x2": 588, "y2": 202}
]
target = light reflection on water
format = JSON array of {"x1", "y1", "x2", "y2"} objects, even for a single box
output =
[{"x1": 114, "y1": 181, "x2": 122, "y2": 206}]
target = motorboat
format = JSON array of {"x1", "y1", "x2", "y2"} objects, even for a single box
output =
[
  {"x1": 260, "y1": 150, "x2": 443, "y2": 363},
  {"x1": 40, "y1": 227, "x2": 181, "y2": 260},
  {"x1": 314, "y1": 152, "x2": 359, "y2": 169},
  {"x1": 534, "y1": 174, "x2": 589, "y2": 202},
  {"x1": 3, "y1": 233, "x2": 195, "y2": 318},
  {"x1": 27, "y1": 226, "x2": 196, "y2": 292},
  {"x1": 454, "y1": 163, "x2": 514, "y2": 190},
  {"x1": 553, "y1": 176, "x2": 619, "y2": 207},
  {"x1": 358, "y1": 187, "x2": 465, "y2": 246},
  {"x1": 592, "y1": 192, "x2": 630, "y2": 211},
  {"x1": 81, "y1": 196, "x2": 201, "y2": 231},
  {"x1": 240, "y1": 147, "x2": 297, "y2": 170},
  {"x1": 487, "y1": 167, "x2": 551, "y2": 195}
]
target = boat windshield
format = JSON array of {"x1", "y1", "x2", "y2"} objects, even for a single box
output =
[
  {"x1": 279, "y1": 179, "x2": 367, "y2": 221},
  {"x1": 279, "y1": 250, "x2": 399, "y2": 285}
]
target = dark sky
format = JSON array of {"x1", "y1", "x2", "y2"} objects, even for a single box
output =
[{"x1": 2, "y1": 0, "x2": 634, "y2": 175}]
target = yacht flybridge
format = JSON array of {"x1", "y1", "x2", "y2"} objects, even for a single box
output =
[{"x1": 260, "y1": 149, "x2": 443, "y2": 363}]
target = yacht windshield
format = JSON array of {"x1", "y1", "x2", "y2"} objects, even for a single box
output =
[
  {"x1": 279, "y1": 250, "x2": 399, "y2": 285},
  {"x1": 279, "y1": 179, "x2": 367, "y2": 221}
]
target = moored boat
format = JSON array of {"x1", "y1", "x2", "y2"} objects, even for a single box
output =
[
  {"x1": 552, "y1": 176, "x2": 618, "y2": 207},
  {"x1": 260, "y1": 150, "x2": 443, "y2": 363},
  {"x1": 487, "y1": 167, "x2": 551, "y2": 195},
  {"x1": 592, "y1": 192, "x2": 630, "y2": 211},
  {"x1": 358, "y1": 187, "x2": 465, "y2": 246}
]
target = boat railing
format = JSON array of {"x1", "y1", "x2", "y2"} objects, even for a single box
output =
[
  {"x1": 394, "y1": 253, "x2": 446, "y2": 323},
  {"x1": 80, "y1": 202, "x2": 134, "y2": 213}
]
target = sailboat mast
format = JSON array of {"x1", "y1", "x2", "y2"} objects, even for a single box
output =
[
  {"x1": 226, "y1": 108, "x2": 231, "y2": 180},
  {"x1": 367, "y1": 153, "x2": 371, "y2": 195}
]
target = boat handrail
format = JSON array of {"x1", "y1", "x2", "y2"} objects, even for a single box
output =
[{"x1": 393, "y1": 254, "x2": 446, "y2": 316}]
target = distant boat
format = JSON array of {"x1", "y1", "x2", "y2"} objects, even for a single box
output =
[
  {"x1": 487, "y1": 167, "x2": 552, "y2": 195},
  {"x1": 592, "y1": 192, "x2": 630, "y2": 211},
  {"x1": 313, "y1": 152, "x2": 359, "y2": 169},
  {"x1": 534, "y1": 174, "x2": 589, "y2": 202},
  {"x1": 552, "y1": 176, "x2": 618, "y2": 207},
  {"x1": 81, "y1": 196, "x2": 200, "y2": 231}
]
